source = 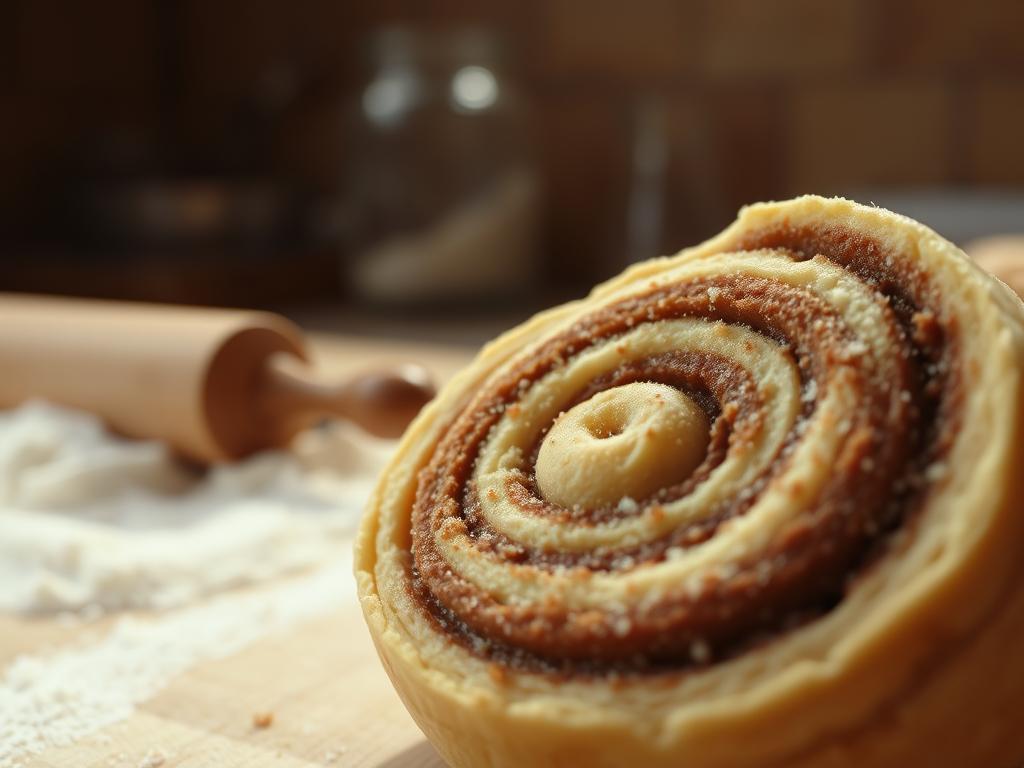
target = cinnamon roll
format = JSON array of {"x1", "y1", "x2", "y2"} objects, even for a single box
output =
[{"x1": 356, "y1": 196, "x2": 1024, "y2": 768}]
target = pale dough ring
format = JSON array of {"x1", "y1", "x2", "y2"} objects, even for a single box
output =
[{"x1": 356, "y1": 196, "x2": 1024, "y2": 768}]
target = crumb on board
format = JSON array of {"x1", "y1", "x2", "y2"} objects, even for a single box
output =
[
  {"x1": 138, "y1": 749, "x2": 166, "y2": 768},
  {"x1": 252, "y1": 711, "x2": 275, "y2": 729},
  {"x1": 323, "y1": 747, "x2": 347, "y2": 763}
]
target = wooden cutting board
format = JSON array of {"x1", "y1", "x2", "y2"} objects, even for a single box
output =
[{"x1": 0, "y1": 333, "x2": 476, "y2": 768}]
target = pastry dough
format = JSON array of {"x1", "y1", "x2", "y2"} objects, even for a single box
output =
[{"x1": 356, "y1": 196, "x2": 1024, "y2": 768}]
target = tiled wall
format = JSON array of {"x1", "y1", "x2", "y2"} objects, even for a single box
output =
[{"x1": 5, "y1": 0, "x2": 1023, "y2": 290}]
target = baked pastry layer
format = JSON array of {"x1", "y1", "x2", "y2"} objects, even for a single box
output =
[{"x1": 356, "y1": 196, "x2": 1024, "y2": 768}]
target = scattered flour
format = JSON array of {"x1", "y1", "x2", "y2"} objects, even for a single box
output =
[
  {"x1": 0, "y1": 401, "x2": 396, "y2": 765},
  {"x1": 0, "y1": 401, "x2": 393, "y2": 614},
  {"x1": 0, "y1": 559, "x2": 355, "y2": 767}
]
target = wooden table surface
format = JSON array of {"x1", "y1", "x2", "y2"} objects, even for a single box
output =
[{"x1": 1, "y1": 333, "x2": 477, "y2": 768}]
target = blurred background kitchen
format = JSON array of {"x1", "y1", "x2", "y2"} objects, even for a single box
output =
[{"x1": 2, "y1": 0, "x2": 1022, "y2": 346}]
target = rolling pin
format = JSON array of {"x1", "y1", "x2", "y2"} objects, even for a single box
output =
[{"x1": 0, "y1": 294, "x2": 435, "y2": 463}]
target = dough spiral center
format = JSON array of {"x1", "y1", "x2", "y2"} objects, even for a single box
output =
[{"x1": 535, "y1": 382, "x2": 710, "y2": 509}]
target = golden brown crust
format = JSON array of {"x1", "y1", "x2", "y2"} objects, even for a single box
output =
[{"x1": 356, "y1": 196, "x2": 1024, "y2": 768}]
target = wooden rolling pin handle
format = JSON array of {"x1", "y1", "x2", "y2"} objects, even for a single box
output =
[{"x1": 259, "y1": 356, "x2": 436, "y2": 441}]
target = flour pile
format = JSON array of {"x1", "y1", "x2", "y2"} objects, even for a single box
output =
[
  {"x1": 0, "y1": 401, "x2": 393, "y2": 614},
  {"x1": 0, "y1": 401, "x2": 395, "y2": 765}
]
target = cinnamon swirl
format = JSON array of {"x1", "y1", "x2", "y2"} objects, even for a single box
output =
[{"x1": 356, "y1": 196, "x2": 1024, "y2": 768}]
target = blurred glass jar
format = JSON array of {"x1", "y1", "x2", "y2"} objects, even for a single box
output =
[{"x1": 341, "y1": 27, "x2": 541, "y2": 306}]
